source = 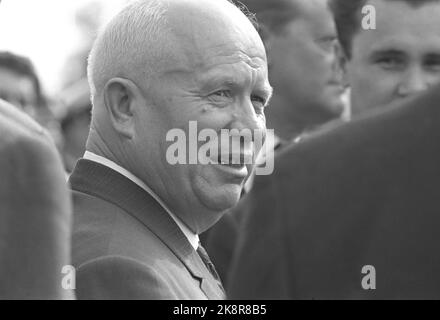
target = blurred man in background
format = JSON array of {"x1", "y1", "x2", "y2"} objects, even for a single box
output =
[
  {"x1": 332, "y1": 0, "x2": 440, "y2": 117},
  {"x1": 61, "y1": 2, "x2": 103, "y2": 90},
  {"x1": 58, "y1": 78, "x2": 92, "y2": 172},
  {"x1": 250, "y1": 0, "x2": 346, "y2": 142},
  {"x1": 0, "y1": 51, "x2": 63, "y2": 148},
  {"x1": 57, "y1": 3, "x2": 102, "y2": 173},
  {"x1": 0, "y1": 52, "x2": 44, "y2": 119},
  {"x1": 204, "y1": 0, "x2": 346, "y2": 287}
]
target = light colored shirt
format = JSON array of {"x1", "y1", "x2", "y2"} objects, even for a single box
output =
[{"x1": 83, "y1": 151, "x2": 199, "y2": 250}]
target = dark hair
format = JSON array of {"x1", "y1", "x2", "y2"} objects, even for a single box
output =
[
  {"x1": 0, "y1": 51, "x2": 45, "y2": 108},
  {"x1": 330, "y1": 0, "x2": 440, "y2": 59}
]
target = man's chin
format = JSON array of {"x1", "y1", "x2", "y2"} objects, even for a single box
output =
[{"x1": 194, "y1": 179, "x2": 242, "y2": 213}]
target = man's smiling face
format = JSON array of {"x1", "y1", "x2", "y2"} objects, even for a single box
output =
[{"x1": 131, "y1": 0, "x2": 272, "y2": 233}]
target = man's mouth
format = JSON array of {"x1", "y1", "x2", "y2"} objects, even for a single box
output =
[
  {"x1": 215, "y1": 162, "x2": 248, "y2": 178},
  {"x1": 209, "y1": 153, "x2": 252, "y2": 178},
  {"x1": 216, "y1": 152, "x2": 253, "y2": 166}
]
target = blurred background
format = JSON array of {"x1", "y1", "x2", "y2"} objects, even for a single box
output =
[
  {"x1": 0, "y1": 0, "x2": 351, "y2": 173},
  {"x1": 0, "y1": 0, "x2": 128, "y2": 94},
  {"x1": 0, "y1": 0, "x2": 129, "y2": 171}
]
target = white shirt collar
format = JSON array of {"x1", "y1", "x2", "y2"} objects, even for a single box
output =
[{"x1": 83, "y1": 151, "x2": 199, "y2": 250}]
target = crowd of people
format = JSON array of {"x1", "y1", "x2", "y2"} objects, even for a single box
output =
[
  {"x1": 0, "y1": 51, "x2": 91, "y2": 173},
  {"x1": 1, "y1": 0, "x2": 440, "y2": 300}
]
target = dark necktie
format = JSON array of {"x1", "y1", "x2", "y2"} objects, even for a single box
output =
[{"x1": 197, "y1": 243, "x2": 225, "y2": 293}]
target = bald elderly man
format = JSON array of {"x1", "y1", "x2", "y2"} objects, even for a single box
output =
[
  {"x1": 0, "y1": 99, "x2": 73, "y2": 299},
  {"x1": 69, "y1": 0, "x2": 271, "y2": 299}
]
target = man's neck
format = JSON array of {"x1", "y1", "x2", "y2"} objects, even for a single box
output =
[
  {"x1": 86, "y1": 127, "x2": 125, "y2": 168},
  {"x1": 83, "y1": 150, "x2": 200, "y2": 249}
]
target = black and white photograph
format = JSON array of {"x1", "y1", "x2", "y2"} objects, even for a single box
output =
[{"x1": 1, "y1": 0, "x2": 440, "y2": 308}]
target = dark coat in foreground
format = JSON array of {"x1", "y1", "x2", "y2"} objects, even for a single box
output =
[
  {"x1": 228, "y1": 85, "x2": 440, "y2": 299},
  {"x1": 0, "y1": 100, "x2": 73, "y2": 299}
]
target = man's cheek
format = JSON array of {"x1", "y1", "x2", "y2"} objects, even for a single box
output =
[
  {"x1": 372, "y1": 73, "x2": 402, "y2": 105},
  {"x1": 356, "y1": 69, "x2": 390, "y2": 101},
  {"x1": 432, "y1": 74, "x2": 440, "y2": 87}
]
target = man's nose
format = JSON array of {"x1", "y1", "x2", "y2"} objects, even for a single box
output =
[{"x1": 397, "y1": 67, "x2": 432, "y2": 97}]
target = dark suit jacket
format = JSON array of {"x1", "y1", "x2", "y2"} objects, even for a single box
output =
[
  {"x1": 0, "y1": 100, "x2": 73, "y2": 299},
  {"x1": 228, "y1": 85, "x2": 440, "y2": 299},
  {"x1": 204, "y1": 195, "x2": 249, "y2": 288},
  {"x1": 70, "y1": 159, "x2": 225, "y2": 300}
]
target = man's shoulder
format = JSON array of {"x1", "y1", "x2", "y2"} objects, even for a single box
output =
[
  {"x1": 71, "y1": 189, "x2": 206, "y2": 300},
  {"x1": 71, "y1": 189, "x2": 175, "y2": 267}
]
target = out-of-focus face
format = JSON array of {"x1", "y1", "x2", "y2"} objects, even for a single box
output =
[
  {"x1": 0, "y1": 67, "x2": 37, "y2": 117},
  {"x1": 268, "y1": 0, "x2": 345, "y2": 130},
  {"x1": 63, "y1": 110, "x2": 91, "y2": 160},
  {"x1": 347, "y1": 0, "x2": 440, "y2": 116},
  {"x1": 131, "y1": 1, "x2": 271, "y2": 233}
]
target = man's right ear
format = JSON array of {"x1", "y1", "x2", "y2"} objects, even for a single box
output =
[{"x1": 103, "y1": 78, "x2": 142, "y2": 139}]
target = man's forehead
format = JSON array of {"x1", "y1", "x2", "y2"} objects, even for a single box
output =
[
  {"x1": 167, "y1": 28, "x2": 266, "y2": 77},
  {"x1": 195, "y1": 59, "x2": 272, "y2": 97},
  {"x1": 282, "y1": 0, "x2": 335, "y2": 35},
  {"x1": 364, "y1": 42, "x2": 440, "y2": 60},
  {"x1": 160, "y1": 37, "x2": 267, "y2": 78},
  {"x1": 198, "y1": 55, "x2": 268, "y2": 78},
  {"x1": 167, "y1": 0, "x2": 265, "y2": 59},
  {"x1": 162, "y1": 51, "x2": 269, "y2": 86},
  {"x1": 168, "y1": 0, "x2": 258, "y2": 34},
  {"x1": 201, "y1": 51, "x2": 267, "y2": 69},
  {"x1": 372, "y1": 0, "x2": 440, "y2": 25},
  {"x1": 353, "y1": 0, "x2": 440, "y2": 51}
]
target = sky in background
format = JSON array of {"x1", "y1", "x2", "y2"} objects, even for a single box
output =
[{"x1": 0, "y1": 0, "x2": 127, "y2": 95}]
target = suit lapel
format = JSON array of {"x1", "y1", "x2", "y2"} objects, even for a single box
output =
[{"x1": 69, "y1": 159, "x2": 225, "y2": 299}]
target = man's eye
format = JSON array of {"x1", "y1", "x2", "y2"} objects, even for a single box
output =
[
  {"x1": 376, "y1": 57, "x2": 404, "y2": 70},
  {"x1": 424, "y1": 58, "x2": 440, "y2": 72},
  {"x1": 211, "y1": 90, "x2": 232, "y2": 99},
  {"x1": 316, "y1": 37, "x2": 337, "y2": 52},
  {"x1": 251, "y1": 95, "x2": 266, "y2": 112}
]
